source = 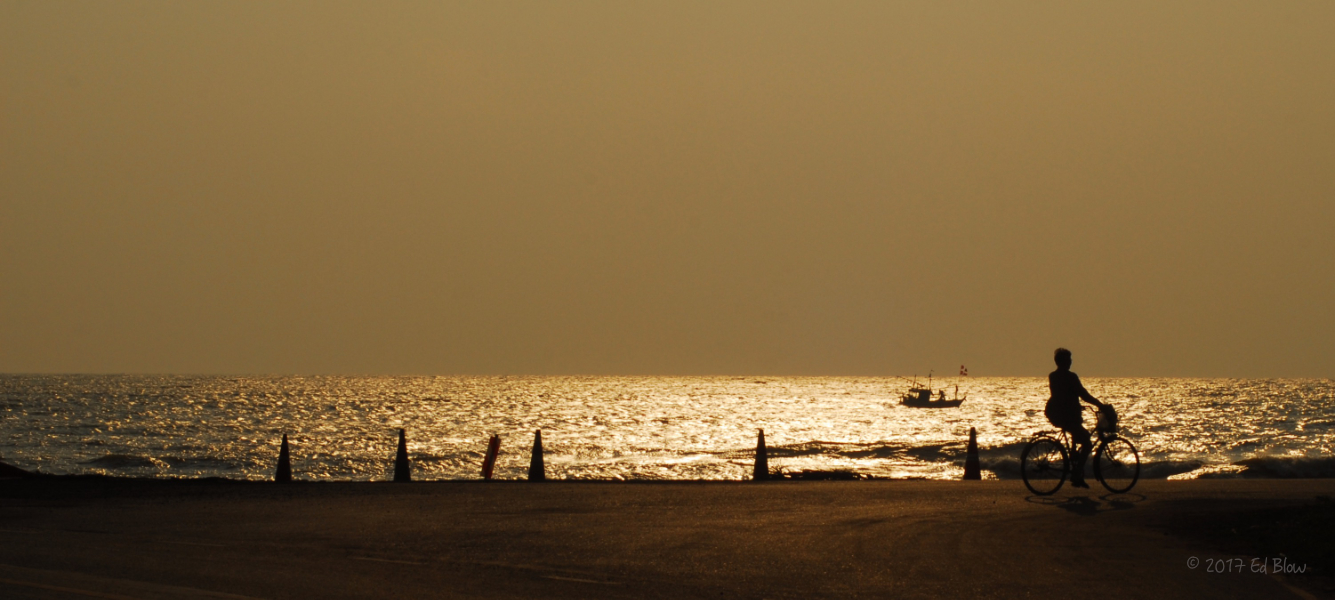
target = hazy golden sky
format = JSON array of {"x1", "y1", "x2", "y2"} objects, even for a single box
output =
[{"x1": 2, "y1": 2, "x2": 1331, "y2": 376}]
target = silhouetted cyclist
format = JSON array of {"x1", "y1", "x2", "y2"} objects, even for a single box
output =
[{"x1": 1046, "y1": 347, "x2": 1105, "y2": 488}]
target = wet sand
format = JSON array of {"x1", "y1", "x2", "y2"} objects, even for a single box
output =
[{"x1": 0, "y1": 477, "x2": 1331, "y2": 599}]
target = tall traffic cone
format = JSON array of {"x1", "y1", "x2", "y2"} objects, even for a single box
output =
[
  {"x1": 753, "y1": 429, "x2": 769, "y2": 481},
  {"x1": 481, "y1": 434, "x2": 501, "y2": 480},
  {"x1": 528, "y1": 430, "x2": 546, "y2": 481},
  {"x1": 393, "y1": 428, "x2": 411, "y2": 482},
  {"x1": 275, "y1": 434, "x2": 292, "y2": 483},
  {"x1": 963, "y1": 427, "x2": 981, "y2": 480}
]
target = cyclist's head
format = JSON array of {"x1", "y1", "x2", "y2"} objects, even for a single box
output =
[{"x1": 1054, "y1": 347, "x2": 1072, "y2": 369}]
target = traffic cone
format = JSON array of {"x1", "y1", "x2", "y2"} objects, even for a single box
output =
[
  {"x1": 481, "y1": 434, "x2": 501, "y2": 480},
  {"x1": 275, "y1": 434, "x2": 292, "y2": 483},
  {"x1": 753, "y1": 429, "x2": 769, "y2": 481},
  {"x1": 963, "y1": 427, "x2": 981, "y2": 480},
  {"x1": 394, "y1": 429, "x2": 411, "y2": 482},
  {"x1": 528, "y1": 430, "x2": 545, "y2": 481}
]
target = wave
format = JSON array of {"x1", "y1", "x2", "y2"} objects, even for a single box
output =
[
  {"x1": 1227, "y1": 457, "x2": 1335, "y2": 478},
  {"x1": 81, "y1": 454, "x2": 241, "y2": 471},
  {"x1": 754, "y1": 440, "x2": 1049, "y2": 462},
  {"x1": 1300, "y1": 419, "x2": 1335, "y2": 431},
  {"x1": 159, "y1": 456, "x2": 241, "y2": 469},
  {"x1": 734, "y1": 440, "x2": 1335, "y2": 480},
  {"x1": 82, "y1": 454, "x2": 162, "y2": 469},
  {"x1": 1139, "y1": 460, "x2": 1205, "y2": 479},
  {"x1": 718, "y1": 440, "x2": 970, "y2": 462}
]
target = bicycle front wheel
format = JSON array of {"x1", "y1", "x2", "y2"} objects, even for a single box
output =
[
  {"x1": 1021, "y1": 437, "x2": 1068, "y2": 496},
  {"x1": 1094, "y1": 436, "x2": 1140, "y2": 494}
]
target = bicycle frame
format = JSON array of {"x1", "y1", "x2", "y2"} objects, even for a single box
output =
[
  {"x1": 1043, "y1": 427, "x2": 1116, "y2": 457},
  {"x1": 1044, "y1": 406, "x2": 1116, "y2": 455}
]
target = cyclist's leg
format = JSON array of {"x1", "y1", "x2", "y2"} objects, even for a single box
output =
[{"x1": 1068, "y1": 426, "x2": 1093, "y2": 482}]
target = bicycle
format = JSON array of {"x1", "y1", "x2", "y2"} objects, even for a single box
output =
[{"x1": 1020, "y1": 404, "x2": 1140, "y2": 495}]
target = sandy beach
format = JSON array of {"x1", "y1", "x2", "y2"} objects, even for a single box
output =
[{"x1": 0, "y1": 477, "x2": 1331, "y2": 599}]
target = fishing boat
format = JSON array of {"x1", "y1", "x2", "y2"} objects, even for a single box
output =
[
  {"x1": 898, "y1": 374, "x2": 966, "y2": 408},
  {"x1": 900, "y1": 388, "x2": 964, "y2": 408}
]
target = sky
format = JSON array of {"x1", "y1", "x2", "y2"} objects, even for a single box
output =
[{"x1": 2, "y1": 2, "x2": 1331, "y2": 377}]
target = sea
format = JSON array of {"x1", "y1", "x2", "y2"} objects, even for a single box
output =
[{"x1": 1, "y1": 375, "x2": 1331, "y2": 482}]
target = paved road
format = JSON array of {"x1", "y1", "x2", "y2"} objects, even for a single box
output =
[{"x1": 0, "y1": 478, "x2": 1329, "y2": 599}]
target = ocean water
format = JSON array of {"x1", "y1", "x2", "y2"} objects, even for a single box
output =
[{"x1": 1, "y1": 375, "x2": 1331, "y2": 481}]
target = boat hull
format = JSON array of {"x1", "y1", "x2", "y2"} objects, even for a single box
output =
[{"x1": 900, "y1": 398, "x2": 964, "y2": 408}]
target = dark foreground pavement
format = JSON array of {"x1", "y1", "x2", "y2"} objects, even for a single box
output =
[{"x1": 0, "y1": 478, "x2": 1331, "y2": 599}]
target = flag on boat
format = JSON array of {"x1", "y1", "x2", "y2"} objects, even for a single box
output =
[{"x1": 959, "y1": 365, "x2": 968, "y2": 376}]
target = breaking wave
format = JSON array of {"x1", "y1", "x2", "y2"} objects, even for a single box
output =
[{"x1": 1225, "y1": 456, "x2": 1335, "y2": 478}]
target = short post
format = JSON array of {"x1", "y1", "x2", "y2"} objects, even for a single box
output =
[
  {"x1": 963, "y1": 427, "x2": 981, "y2": 480},
  {"x1": 394, "y1": 428, "x2": 411, "y2": 482},
  {"x1": 275, "y1": 433, "x2": 293, "y2": 483},
  {"x1": 528, "y1": 430, "x2": 545, "y2": 481},
  {"x1": 753, "y1": 429, "x2": 768, "y2": 481},
  {"x1": 481, "y1": 434, "x2": 501, "y2": 480}
]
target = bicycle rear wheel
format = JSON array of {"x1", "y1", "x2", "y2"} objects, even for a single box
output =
[
  {"x1": 1094, "y1": 436, "x2": 1140, "y2": 494},
  {"x1": 1021, "y1": 437, "x2": 1068, "y2": 495}
]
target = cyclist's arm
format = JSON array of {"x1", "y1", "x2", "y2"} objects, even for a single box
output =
[{"x1": 1073, "y1": 375, "x2": 1105, "y2": 408}]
